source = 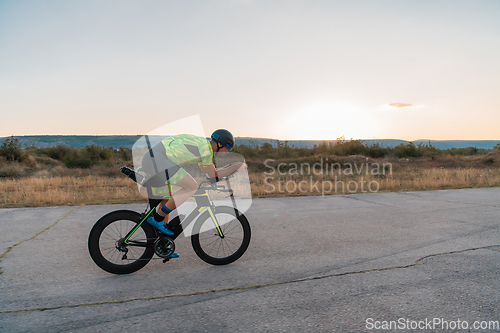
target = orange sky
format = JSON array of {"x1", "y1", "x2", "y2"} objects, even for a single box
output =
[{"x1": 1, "y1": 1, "x2": 499, "y2": 140}]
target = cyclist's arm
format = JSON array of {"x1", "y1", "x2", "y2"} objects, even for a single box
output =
[
  {"x1": 200, "y1": 164, "x2": 217, "y2": 178},
  {"x1": 217, "y1": 162, "x2": 247, "y2": 177},
  {"x1": 199, "y1": 162, "x2": 247, "y2": 178}
]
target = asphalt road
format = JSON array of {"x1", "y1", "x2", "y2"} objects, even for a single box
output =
[{"x1": 1, "y1": 188, "x2": 499, "y2": 332}]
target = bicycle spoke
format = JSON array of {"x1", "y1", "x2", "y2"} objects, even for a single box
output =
[
  {"x1": 99, "y1": 220, "x2": 147, "y2": 265},
  {"x1": 111, "y1": 223, "x2": 122, "y2": 238},
  {"x1": 102, "y1": 230, "x2": 118, "y2": 241},
  {"x1": 223, "y1": 222, "x2": 240, "y2": 234},
  {"x1": 108, "y1": 249, "x2": 119, "y2": 264},
  {"x1": 220, "y1": 239, "x2": 229, "y2": 256},
  {"x1": 214, "y1": 239, "x2": 222, "y2": 258},
  {"x1": 129, "y1": 246, "x2": 142, "y2": 259},
  {"x1": 200, "y1": 236, "x2": 220, "y2": 248},
  {"x1": 208, "y1": 236, "x2": 220, "y2": 255},
  {"x1": 102, "y1": 247, "x2": 116, "y2": 258},
  {"x1": 221, "y1": 238, "x2": 235, "y2": 253}
]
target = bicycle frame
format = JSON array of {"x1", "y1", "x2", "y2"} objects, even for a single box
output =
[{"x1": 121, "y1": 186, "x2": 225, "y2": 248}]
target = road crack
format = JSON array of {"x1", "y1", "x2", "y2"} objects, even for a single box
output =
[
  {"x1": 1, "y1": 244, "x2": 497, "y2": 314},
  {"x1": 341, "y1": 195, "x2": 396, "y2": 208},
  {"x1": 485, "y1": 246, "x2": 500, "y2": 253},
  {"x1": 0, "y1": 205, "x2": 82, "y2": 271}
]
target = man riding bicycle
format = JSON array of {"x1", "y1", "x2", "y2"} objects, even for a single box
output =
[{"x1": 142, "y1": 129, "x2": 246, "y2": 257}]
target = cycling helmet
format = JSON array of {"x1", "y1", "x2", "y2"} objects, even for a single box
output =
[{"x1": 211, "y1": 129, "x2": 234, "y2": 152}]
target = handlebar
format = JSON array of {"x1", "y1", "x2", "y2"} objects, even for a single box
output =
[
  {"x1": 204, "y1": 169, "x2": 238, "y2": 184},
  {"x1": 200, "y1": 169, "x2": 240, "y2": 192},
  {"x1": 120, "y1": 166, "x2": 143, "y2": 183}
]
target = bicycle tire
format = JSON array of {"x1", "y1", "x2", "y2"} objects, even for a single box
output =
[
  {"x1": 88, "y1": 210, "x2": 156, "y2": 274},
  {"x1": 191, "y1": 206, "x2": 251, "y2": 265}
]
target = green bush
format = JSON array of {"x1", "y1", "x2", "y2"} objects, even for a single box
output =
[
  {"x1": 36, "y1": 143, "x2": 122, "y2": 168},
  {"x1": 0, "y1": 136, "x2": 23, "y2": 161},
  {"x1": 447, "y1": 147, "x2": 479, "y2": 156},
  {"x1": 84, "y1": 144, "x2": 114, "y2": 162},
  {"x1": 41, "y1": 144, "x2": 71, "y2": 160},
  {"x1": 117, "y1": 146, "x2": 132, "y2": 161},
  {"x1": 62, "y1": 150, "x2": 94, "y2": 168},
  {"x1": 232, "y1": 143, "x2": 260, "y2": 158},
  {"x1": 365, "y1": 143, "x2": 389, "y2": 158},
  {"x1": 332, "y1": 138, "x2": 367, "y2": 156},
  {"x1": 394, "y1": 142, "x2": 423, "y2": 158}
]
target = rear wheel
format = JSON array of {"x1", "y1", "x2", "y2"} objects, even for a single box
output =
[
  {"x1": 88, "y1": 210, "x2": 156, "y2": 274},
  {"x1": 191, "y1": 207, "x2": 251, "y2": 265}
]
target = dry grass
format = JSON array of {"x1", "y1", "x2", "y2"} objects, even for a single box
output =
[
  {"x1": 380, "y1": 167, "x2": 500, "y2": 191},
  {"x1": 250, "y1": 151, "x2": 500, "y2": 197},
  {"x1": 251, "y1": 167, "x2": 500, "y2": 197},
  {"x1": 1, "y1": 151, "x2": 499, "y2": 207},
  {"x1": 1, "y1": 167, "x2": 498, "y2": 208},
  {"x1": 0, "y1": 176, "x2": 143, "y2": 208}
]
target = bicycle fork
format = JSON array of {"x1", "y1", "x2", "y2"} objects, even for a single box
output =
[
  {"x1": 204, "y1": 206, "x2": 224, "y2": 239},
  {"x1": 194, "y1": 190, "x2": 225, "y2": 238}
]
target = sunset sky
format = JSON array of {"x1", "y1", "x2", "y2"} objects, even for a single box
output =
[{"x1": 1, "y1": 0, "x2": 499, "y2": 140}]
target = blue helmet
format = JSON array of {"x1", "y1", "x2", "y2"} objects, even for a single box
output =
[{"x1": 211, "y1": 129, "x2": 234, "y2": 151}]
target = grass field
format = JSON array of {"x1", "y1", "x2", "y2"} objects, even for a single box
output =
[{"x1": 1, "y1": 151, "x2": 499, "y2": 208}]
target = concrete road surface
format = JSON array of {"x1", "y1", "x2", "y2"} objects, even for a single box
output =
[{"x1": 0, "y1": 188, "x2": 499, "y2": 332}]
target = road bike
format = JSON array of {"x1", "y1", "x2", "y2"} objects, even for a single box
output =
[{"x1": 88, "y1": 167, "x2": 251, "y2": 274}]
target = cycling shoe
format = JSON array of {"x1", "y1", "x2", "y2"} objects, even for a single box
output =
[{"x1": 146, "y1": 216, "x2": 174, "y2": 236}]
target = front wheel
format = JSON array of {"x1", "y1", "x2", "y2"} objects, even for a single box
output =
[
  {"x1": 88, "y1": 210, "x2": 156, "y2": 274},
  {"x1": 191, "y1": 206, "x2": 251, "y2": 265}
]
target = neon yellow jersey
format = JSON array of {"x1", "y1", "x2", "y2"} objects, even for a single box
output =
[{"x1": 160, "y1": 134, "x2": 214, "y2": 167}]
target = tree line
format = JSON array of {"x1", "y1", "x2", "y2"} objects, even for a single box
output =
[
  {"x1": 1, "y1": 135, "x2": 499, "y2": 169},
  {"x1": 232, "y1": 136, "x2": 500, "y2": 159},
  {"x1": 0, "y1": 136, "x2": 132, "y2": 168}
]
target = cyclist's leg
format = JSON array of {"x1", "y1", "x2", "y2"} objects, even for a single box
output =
[
  {"x1": 166, "y1": 173, "x2": 198, "y2": 210},
  {"x1": 142, "y1": 145, "x2": 183, "y2": 227},
  {"x1": 157, "y1": 170, "x2": 198, "y2": 225}
]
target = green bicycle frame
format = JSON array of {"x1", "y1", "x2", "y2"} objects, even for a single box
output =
[{"x1": 123, "y1": 189, "x2": 224, "y2": 246}]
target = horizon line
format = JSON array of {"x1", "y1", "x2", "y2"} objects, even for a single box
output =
[{"x1": 1, "y1": 134, "x2": 499, "y2": 142}]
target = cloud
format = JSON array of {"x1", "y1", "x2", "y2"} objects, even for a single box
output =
[
  {"x1": 379, "y1": 103, "x2": 424, "y2": 110},
  {"x1": 388, "y1": 103, "x2": 414, "y2": 108}
]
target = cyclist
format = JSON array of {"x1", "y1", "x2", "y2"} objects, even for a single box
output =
[{"x1": 142, "y1": 129, "x2": 246, "y2": 257}]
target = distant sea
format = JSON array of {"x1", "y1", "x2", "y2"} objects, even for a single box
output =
[{"x1": 1, "y1": 135, "x2": 499, "y2": 150}]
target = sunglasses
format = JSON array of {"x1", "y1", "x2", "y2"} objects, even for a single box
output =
[{"x1": 225, "y1": 142, "x2": 233, "y2": 151}]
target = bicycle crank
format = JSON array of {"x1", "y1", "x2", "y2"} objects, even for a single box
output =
[{"x1": 154, "y1": 237, "x2": 175, "y2": 259}]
